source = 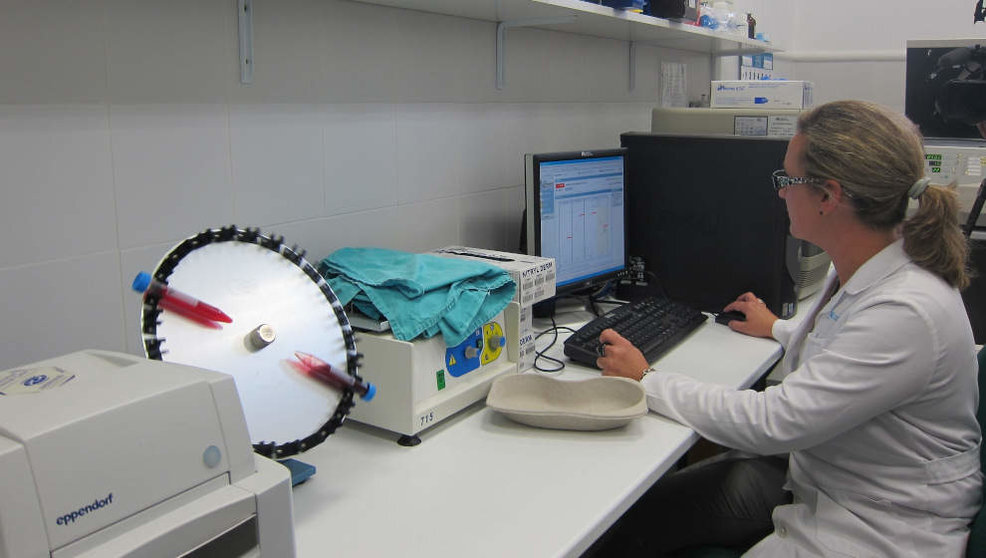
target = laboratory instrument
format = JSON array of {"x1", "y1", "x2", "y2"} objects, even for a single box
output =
[
  {"x1": 348, "y1": 302, "x2": 521, "y2": 446},
  {"x1": 138, "y1": 226, "x2": 361, "y2": 459},
  {"x1": 650, "y1": 107, "x2": 802, "y2": 138},
  {"x1": 0, "y1": 350, "x2": 294, "y2": 557},
  {"x1": 922, "y1": 140, "x2": 986, "y2": 227}
]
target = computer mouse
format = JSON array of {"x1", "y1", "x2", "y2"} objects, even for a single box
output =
[{"x1": 715, "y1": 310, "x2": 746, "y2": 325}]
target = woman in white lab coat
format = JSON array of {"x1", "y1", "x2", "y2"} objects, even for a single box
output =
[{"x1": 596, "y1": 100, "x2": 981, "y2": 557}]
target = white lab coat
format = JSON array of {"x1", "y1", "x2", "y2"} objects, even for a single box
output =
[{"x1": 642, "y1": 240, "x2": 982, "y2": 557}]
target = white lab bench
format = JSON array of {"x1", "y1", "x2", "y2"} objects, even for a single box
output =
[{"x1": 290, "y1": 299, "x2": 814, "y2": 557}]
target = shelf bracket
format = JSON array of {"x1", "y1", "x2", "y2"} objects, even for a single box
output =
[
  {"x1": 496, "y1": 16, "x2": 577, "y2": 90},
  {"x1": 238, "y1": 0, "x2": 254, "y2": 84},
  {"x1": 628, "y1": 41, "x2": 636, "y2": 91}
]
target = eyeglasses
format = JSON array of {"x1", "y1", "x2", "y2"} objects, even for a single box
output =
[
  {"x1": 771, "y1": 169, "x2": 859, "y2": 199},
  {"x1": 771, "y1": 169, "x2": 824, "y2": 192}
]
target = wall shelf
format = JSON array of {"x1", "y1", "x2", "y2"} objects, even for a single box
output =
[{"x1": 350, "y1": 0, "x2": 780, "y2": 56}]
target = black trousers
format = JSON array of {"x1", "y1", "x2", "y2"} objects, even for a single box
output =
[{"x1": 584, "y1": 452, "x2": 791, "y2": 557}]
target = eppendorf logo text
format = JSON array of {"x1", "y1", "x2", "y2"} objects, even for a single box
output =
[{"x1": 56, "y1": 493, "x2": 114, "y2": 526}]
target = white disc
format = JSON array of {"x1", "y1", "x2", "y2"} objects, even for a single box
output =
[{"x1": 142, "y1": 231, "x2": 353, "y2": 453}]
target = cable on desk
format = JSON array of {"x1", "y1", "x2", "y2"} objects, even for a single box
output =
[
  {"x1": 533, "y1": 315, "x2": 577, "y2": 373},
  {"x1": 533, "y1": 285, "x2": 627, "y2": 372},
  {"x1": 588, "y1": 296, "x2": 599, "y2": 318},
  {"x1": 586, "y1": 280, "x2": 617, "y2": 316}
]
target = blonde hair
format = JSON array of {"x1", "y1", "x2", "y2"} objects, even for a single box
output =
[{"x1": 796, "y1": 100, "x2": 970, "y2": 289}]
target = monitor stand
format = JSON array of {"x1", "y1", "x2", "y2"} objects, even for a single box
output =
[{"x1": 532, "y1": 296, "x2": 596, "y2": 318}]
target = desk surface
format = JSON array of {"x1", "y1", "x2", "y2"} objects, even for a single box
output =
[{"x1": 290, "y1": 307, "x2": 794, "y2": 558}]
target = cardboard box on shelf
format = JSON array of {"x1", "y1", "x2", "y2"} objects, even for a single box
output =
[{"x1": 711, "y1": 80, "x2": 813, "y2": 109}]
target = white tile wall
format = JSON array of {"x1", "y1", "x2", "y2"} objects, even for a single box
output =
[
  {"x1": 0, "y1": 105, "x2": 116, "y2": 267},
  {"x1": 456, "y1": 104, "x2": 518, "y2": 195},
  {"x1": 392, "y1": 197, "x2": 461, "y2": 253},
  {"x1": 322, "y1": 104, "x2": 399, "y2": 215},
  {"x1": 0, "y1": 0, "x2": 709, "y2": 369},
  {"x1": 271, "y1": 208, "x2": 407, "y2": 260},
  {"x1": 104, "y1": 0, "x2": 232, "y2": 104},
  {"x1": 0, "y1": 1, "x2": 108, "y2": 104},
  {"x1": 503, "y1": 27, "x2": 621, "y2": 102},
  {"x1": 0, "y1": 252, "x2": 127, "y2": 366},
  {"x1": 230, "y1": 104, "x2": 324, "y2": 225},
  {"x1": 457, "y1": 189, "x2": 514, "y2": 250},
  {"x1": 793, "y1": 0, "x2": 983, "y2": 53},
  {"x1": 110, "y1": 104, "x2": 234, "y2": 249},
  {"x1": 395, "y1": 104, "x2": 471, "y2": 203},
  {"x1": 226, "y1": 0, "x2": 329, "y2": 104},
  {"x1": 794, "y1": 60, "x2": 906, "y2": 112},
  {"x1": 391, "y1": 10, "x2": 493, "y2": 102},
  {"x1": 316, "y1": 0, "x2": 401, "y2": 103}
]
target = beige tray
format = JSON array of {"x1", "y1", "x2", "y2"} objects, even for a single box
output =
[{"x1": 486, "y1": 374, "x2": 648, "y2": 431}]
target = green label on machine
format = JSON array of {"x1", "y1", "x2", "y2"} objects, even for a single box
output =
[{"x1": 436, "y1": 370, "x2": 446, "y2": 391}]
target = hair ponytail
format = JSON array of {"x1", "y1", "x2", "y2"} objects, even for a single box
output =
[{"x1": 902, "y1": 185, "x2": 971, "y2": 289}]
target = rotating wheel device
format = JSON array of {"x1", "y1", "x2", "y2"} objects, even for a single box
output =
[{"x1": 137, "y1": 226, "x2": 363, "y2": 460}]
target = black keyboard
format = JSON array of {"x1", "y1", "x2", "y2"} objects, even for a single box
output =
[{"x1": 564, "y1": 297, "x2": 707, "y2": 368}]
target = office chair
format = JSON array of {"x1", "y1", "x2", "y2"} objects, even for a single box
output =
[{"x1": 682, "y1": 346, "x2": 986, "y2": 558}]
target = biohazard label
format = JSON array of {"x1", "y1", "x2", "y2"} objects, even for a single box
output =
[{"x1": 0, "y1": 366, "x2": 76, "y2": 395}]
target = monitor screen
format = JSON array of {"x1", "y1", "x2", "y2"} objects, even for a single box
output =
[
  {"x1": 906, "y1": 39, "x2": 986, "y2": 140},
  {"x1": 524, "y1": 149, "x2": 628, "y2": 296}
]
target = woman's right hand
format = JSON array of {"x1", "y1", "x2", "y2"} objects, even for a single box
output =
[{"x1": 722, "y1": 292, "x2": 778, "y2": 339}]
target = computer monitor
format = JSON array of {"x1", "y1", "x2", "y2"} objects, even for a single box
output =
[
  {"x1": 906, "y1": 38, "x2": 986, "y2": 140},
  {"x1": 523, "y1": 149, "x2": 628, "y2": 298}
]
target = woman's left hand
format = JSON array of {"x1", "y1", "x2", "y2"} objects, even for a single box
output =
[{"x1": 596, "y1": 328, "x2": 650, "y2": 381}]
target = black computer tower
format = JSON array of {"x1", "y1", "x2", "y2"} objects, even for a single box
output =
[{"x1": 619, "y1": 132, "x2": 798, "y2": 318}]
